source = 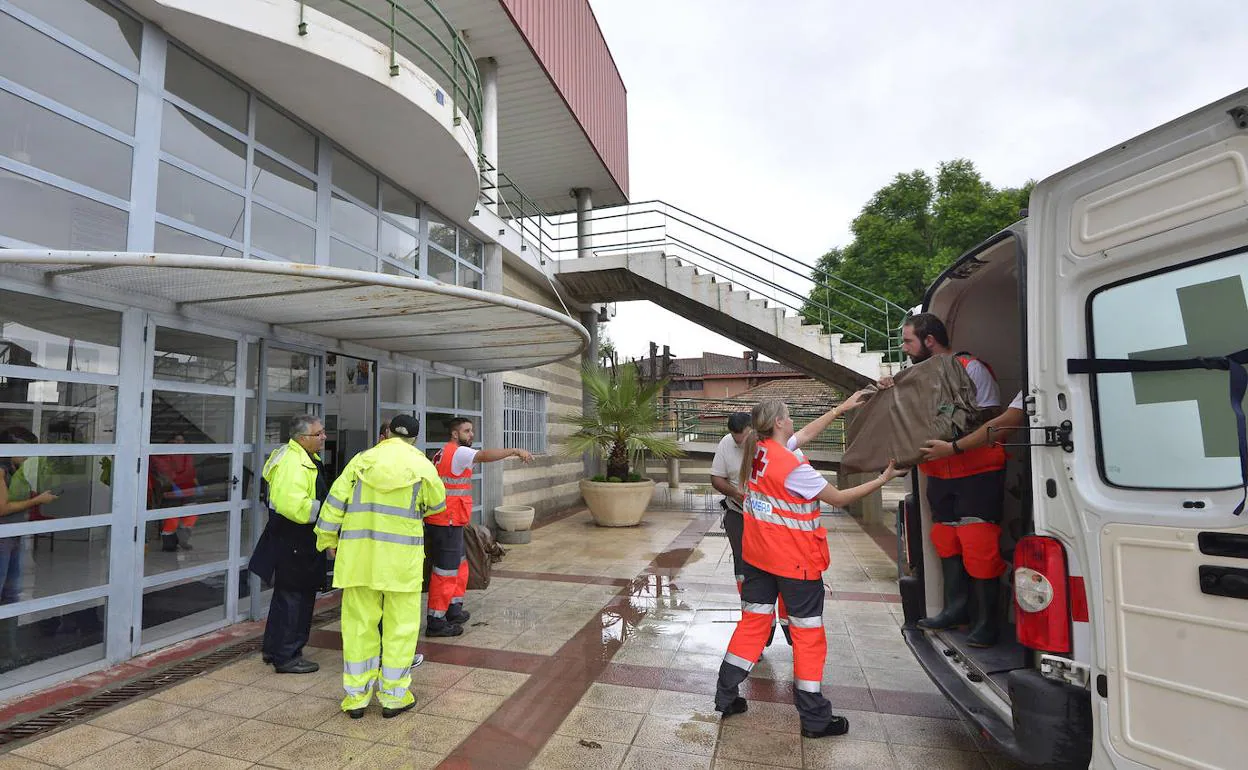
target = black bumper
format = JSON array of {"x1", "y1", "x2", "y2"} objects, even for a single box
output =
[{"x1": 902, "y1": 626, "x2": 1093, "y2": 769}]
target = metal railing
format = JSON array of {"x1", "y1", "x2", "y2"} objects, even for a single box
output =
[
  {"x1": 299, "y1": 1, "x2": 483, "y2": 141},
  {"x1": 663, "y1": 397, "x2": 847, "y2": 453}
]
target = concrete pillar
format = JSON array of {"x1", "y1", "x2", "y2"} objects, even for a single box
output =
[
  {"x1": 481, "y1": 241, "x2": 505, "y2": 528},
  {"x1": 476, "y1": 56, "x2": 499, "y2": 214},
  {"x1": 667, "y1": 457, "x2": 681, "y2": 489},
  {"x1": 573, "y1": 188, "x2": 598, "y2": 478}
]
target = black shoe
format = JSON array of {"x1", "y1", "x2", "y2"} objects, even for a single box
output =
[
  {"x1": 176, "y1": 528, "x2": 193, "y2": 550},
  {"x1": 965, "y1": 578, "x2": 1000, "y2": 648},
  {"x1": 161, "y1": 534, "x2": 178, "y2": 552},
  {"x1": 801, "y1": 715, "x2": 850, "y2": 738},
  {"x1": 262, "y1": 654, "x2": 273, "y2": 664},
  {"x1": 382, "y1": 702, "x2": 416, "y2": 719},
  {"x1": 425, "y1": 617, "x2": 463, "y2": 637},
  {"x1": 715, "y1": 697, "x2": 748, "y2": 719},
  {"x1": 446, "y1": 607, "x2": 471, "y2": 624},
  {"x1": 274, "y1": 657, "x2": 320, "y2": 674},
  {"x1": 917, "y1": 557, "x2": 971, "y2": 630},
  {"x1": 346, "y1": 708, "x2": 366, "y2": 719}
]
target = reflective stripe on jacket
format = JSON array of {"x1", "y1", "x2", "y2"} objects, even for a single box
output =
[
  {"x1": 262, "y1": 440, "x2": 322, "y2": 525},
  {"x1": 427, "y1": 439, "x2": 472, "y2": 527},
  {"x1": 919, "y1": 353, "x2": 1008, "y2": 480},
  {"x1": 314, "y1": 438, "x2": 446, "y2": 592},
  {"x1": 742, "y1": 437, "x2": 829, "y2": 580}
]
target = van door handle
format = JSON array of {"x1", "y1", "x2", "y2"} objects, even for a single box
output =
[
  {"x1": 1198, "y1": 532, "x2": 1248, "y2": 559},
  {"x1": 1199, "y1": 565, "x2": 1248, "y2": 599}
]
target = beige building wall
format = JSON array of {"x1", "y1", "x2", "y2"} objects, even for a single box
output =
[{"x1": 500, "y1": 263, "x2": 586, "y2": 521}]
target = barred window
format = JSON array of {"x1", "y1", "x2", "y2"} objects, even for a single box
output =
[{"x1": 504, "y1": 384, "x2": 547, "y2": 452}]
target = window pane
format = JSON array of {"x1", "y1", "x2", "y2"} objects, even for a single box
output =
[
  {"x1": 141, "y1": 570, "x2": 227, "y2": 644},
  {"x1": 379, "y1": 368, "x2": 414, "y2": 404},
  {"x1": 331, "y1": 150, "x2": 377, "y2": 206},
  {"x1": 163, "y1": 46, "x2": 247, "y2": 132},
  {"x1": 458, "y1": 268, "x2": 482, "y2": 291},
  {"x1": 264, "y1": 402, "x2": 319, "y2": 444},
  {"x1": 156, "y1": 162, "x2": 244, "y2": 241},
  {"x1": 9, "y1": 0, "x2": 142, "y2": 71},
  {"x1": 0, "y1": 90, "x2": 133, "y2": 199},
  {"x1": 428, "y1": 212, "x2": 456, "y2": 254},
  {"x1": 1090, "y1": 253, "x2": 1248, "y2": 489},
  {"x1": 252, "y1": 203, "x2": 314, "y2": 263},
  {"x1": 0, "y1": 454, "x2": 114, "y2": 520},
  {"x1": 0, "y1": 169, "x2": 127, "y2": 250},
  {"x1": 146, "y1": 451, "x2": 231, "y2": 510},
  {"x1": 462, "y1": 232, "x2": 484, "y2": 268},
  {"x1": 0, "y1": 384, "x2": 117, "y2": 444},
  {"x1": 380, "y1": 220, "x2": 417, "y2": 269},
  {"x1": 381, "y1": 181, "x2": 417, "y2": 229},
  {"x1": 266, "y1": 350, "x2": 312, "y2": 394},
  {"x1": 332, "y1": 194, "x2": 377, "y2": 249},
  {"x1": 150, "y1": 391, "x2": 234, "y2": 444},
  {"x1": 153, "y1": 328, "x2": 237, "y2": 386},
  {"x1": 423, "y1": 412, "x2": 456, "y2": 454},
  {"x1": 458, "y1": 379, "x2": 482, "y2": 412},
  {"x1": 0, "y1": 596, "x2": 106, "y2": 690},
  {"x1": 0, "y1": 523, "x2": 110, "y2": 599},
  {"x1": 160, "y1": 101, "x2": 246, "y2": 186},
  {"x1": 381, "y1": 260, "x2": 413, "y2": 277},
  {"x1": 0, "y1": 290, "x2": 122, "y2": 375},
  {"x1": 427, "y1": 378, "x2": 454, "y2": 409},
  {"x1": 251, "y1": 153, "x2": 316, "y2": 220},
  {"x1": 255, "y1": 101, "x2": 316, "y2": 171},
  {"x1": 428, "y1": 247, "x2": 456, "y2": 284},
  {"x1": 0, "y1": 12, "x2": 137, "y2": 133},
  {"x1": 145, "y1": 510, "x2": 229, "y2": 576},
  {"x1": 154, "y1": 223, "x2": 241, "y2": 258},
  {"x1": 329, "y1": 238, "x2": 376, "y2": 273}
]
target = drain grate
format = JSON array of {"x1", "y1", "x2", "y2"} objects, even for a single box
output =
[{"x1": 0, "y1": 606, "x2": 340, "y2": 747}]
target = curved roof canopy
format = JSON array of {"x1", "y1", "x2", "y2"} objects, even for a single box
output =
[{"x1": 0, "y1": 251, "x2": 588, "y2": 372}]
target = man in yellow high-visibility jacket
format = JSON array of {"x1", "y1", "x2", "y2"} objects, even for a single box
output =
[{"x1": 314, "y1": 414, "x2": 445, "y2": 719}]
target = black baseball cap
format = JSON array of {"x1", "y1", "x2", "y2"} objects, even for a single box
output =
[{"x1": 389, "y1": 414, "x2": 420, "y2": 438}]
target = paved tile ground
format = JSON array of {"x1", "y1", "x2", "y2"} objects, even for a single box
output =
[{"x1": 2, "y1": 496, "x2": 1024, "y2": 769}]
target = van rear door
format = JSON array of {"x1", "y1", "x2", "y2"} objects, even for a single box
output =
[{"x1": 1029, "y1": 91, "x2": 1248, "y2": 769}]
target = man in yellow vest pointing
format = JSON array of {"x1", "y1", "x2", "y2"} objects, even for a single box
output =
[{"x1": 314, "y1": 414, "x2": 446, "y2": 718}]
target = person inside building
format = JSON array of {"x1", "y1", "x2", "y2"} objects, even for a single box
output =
[
  {"x1": 880, "y1": 312, "x2": 1007, "y2": 647},
  {"x1": 425, "y1": 417, "x2": 533, "y2": 637},
  {"x1": 0, "y1": 428, "x2": 58, "y2": 661},
  {"x1": 716, "y1": 398, "x2": 905, "y2": 738},
  {"x1": 250, "y1": 415, "x2": 330, "y2": 674},
  {"x1": 151, "y1": 433, "x2": 201, "y2": 552},
  {"x1": 314, "y1": 414, "x2": 445, "y2": 718}
]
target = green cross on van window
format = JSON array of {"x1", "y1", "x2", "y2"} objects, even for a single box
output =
[{"x1": 1128, "y1": 276, "x2": 1247, "y2": 459}]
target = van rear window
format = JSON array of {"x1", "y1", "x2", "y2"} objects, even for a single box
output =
[{"x1": 1088, "y1": 250, "x2": 1247, "y2": 490}]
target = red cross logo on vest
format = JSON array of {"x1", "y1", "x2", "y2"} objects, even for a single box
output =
[{"x1": 750, "y1": 446, "x2": 769, "y2": 485}]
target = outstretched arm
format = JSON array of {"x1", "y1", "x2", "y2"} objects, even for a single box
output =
[
  {"x1": 921, "y1": 405, "x2": 1027, "y2": 461},
  {"x1": 791, "y1": 389, "x2": 870, "y2": 450},
  {"x1": 474, "y1": 447, "x2": 534, "y2": 464},
  {"x1": 814, "y1": 461, "x2": 907, "y2": 509}
]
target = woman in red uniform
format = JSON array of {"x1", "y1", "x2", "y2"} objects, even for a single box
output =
[{"x1": 715, "y1": 397, "x2": 906, "y2": 738}]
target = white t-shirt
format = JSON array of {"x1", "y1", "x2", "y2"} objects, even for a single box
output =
[
  {"x1": 710, "y1": 433, "x2": 746, "y2": 497},
  {"x1": 963, "y1": 359, "x2": 1001, "y2": 408},
  {"x1": 782, "y1": 435, "x2": 828, "y2": 499},
  {"x1": 1008, "y1": 391, "x2": 1024, "y2": 411},
  {"x1": 450, "y1": 445, "x2": 478, "y2": 475}
]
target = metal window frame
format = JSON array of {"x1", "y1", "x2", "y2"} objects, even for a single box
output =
[{"x1": 503, "y1": 383, "x2": 548, "y2": 453}]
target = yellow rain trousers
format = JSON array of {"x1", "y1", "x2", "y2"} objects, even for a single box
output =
[{"x1": 340, "y1": 587, "x2": 424, "y2": 710}]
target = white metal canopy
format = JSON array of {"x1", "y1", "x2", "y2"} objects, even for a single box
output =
[{"x1": 0, "y1": 251, "x2": 588, "y2": 372}]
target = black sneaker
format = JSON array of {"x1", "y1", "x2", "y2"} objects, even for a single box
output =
[
  {"x1": 346, "y1": 708, "x2": 365, "y2": 720},
  {"x1": 425, "y1": 617, "x2": 463, "y2": 637},
  {"x1": 274, "y1": 657, "x2": 320, "y2": 674},
  {"x1": 716, "y1": 697, "x2": 748, "y2": 719},
  {"x1": 446, "y1": 607, "x2": 471, "y2": 624},
  {"x1": 161, "y1": 534, "x2": 178, "y2": 552},
  {"x1": 382, "y1": 702, "x2": 416, "y2": 719},
  {"x1": 801, "y1": 715, "x2": 850, "y2": 738}
]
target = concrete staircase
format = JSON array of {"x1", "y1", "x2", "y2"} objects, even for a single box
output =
[{"x1": 555, "y1": 251, "x2": 896, "y2": 392}]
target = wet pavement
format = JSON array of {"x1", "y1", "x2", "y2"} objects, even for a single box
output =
[{"x1": 1, "y1": 498, "x2": 1023, "y2": 769}]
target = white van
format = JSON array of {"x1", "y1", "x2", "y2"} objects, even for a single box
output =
[{"x1": 900, "y1": 89, "x2": 1248, "y2": 769}]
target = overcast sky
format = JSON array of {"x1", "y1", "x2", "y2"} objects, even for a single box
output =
[{"x1": 585, "y1": 0, "x2": 1248, "y2": 361}]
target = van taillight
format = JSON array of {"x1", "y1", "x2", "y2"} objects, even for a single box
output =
[{"x1": 1013, "y1": 536, "x2": 1071, "y2": 653}]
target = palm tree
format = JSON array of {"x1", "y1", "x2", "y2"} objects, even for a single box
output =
[{"x1": 562, "y1": 363, "x2": 682, "y2": 480}]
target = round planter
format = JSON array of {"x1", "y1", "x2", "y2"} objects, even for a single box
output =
[
  {"x1": 494, "y1": 504, "x2": 535, "y2": 532},
  {"x1": 579, "y1": 478, "x2": 656, "y2": 527}
]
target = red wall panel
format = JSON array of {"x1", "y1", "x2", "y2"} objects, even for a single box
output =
[{"x1": 499, "y1": 0, "x2": 629, "y2": 198}]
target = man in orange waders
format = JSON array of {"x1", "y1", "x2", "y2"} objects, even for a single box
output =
[
  {"x1": 882, "y1": 312, "x2": 1007, "y2": 647},
  {"x1": 715, "y1": 397, "x2": 906, "y2": 737},
  {"x1": 425, "y1": 417, "x2": 533, "y2": 637}
]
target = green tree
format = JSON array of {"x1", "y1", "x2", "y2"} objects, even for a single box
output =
[{"x1": 802, "y1": 160, "x2": 1033, "y2": 354}]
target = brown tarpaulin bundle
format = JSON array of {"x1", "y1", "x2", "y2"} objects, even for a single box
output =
[
  {"x1": 464, "y1": 523, "x2": 507, "y2": 590},
  {"x1": 841, "y1": 354, "x2": 996, "y2": 473}
]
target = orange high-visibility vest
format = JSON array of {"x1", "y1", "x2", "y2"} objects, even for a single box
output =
[
  {"x1": 742, "y1": 438, "x2": 829, "y2": 580},
  {"x1": 920, "y1": 353, "x2": 1008, "y2": 479},
  {"x1": 429, "y1": 440, "x2": 472, "y2": 526}
]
